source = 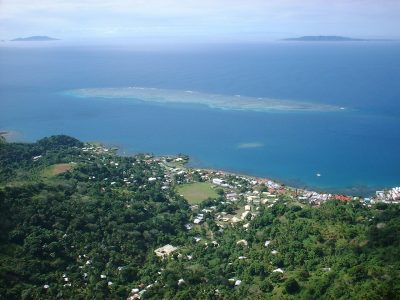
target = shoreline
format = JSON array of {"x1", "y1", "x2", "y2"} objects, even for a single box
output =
[
  {"x1": 116, "y1": 146, "x2": 392, "y2": 197},
  {"x1": 151, "y1": 152, "x2": 399, "y2": 202},
  {"x1": 174, "y1": 157, "x2": 394, "y2": 197},
  {"x1": 187, "y1": 163, "x2": 377, "y2": 197},
  {"x1": 2, "y1": 133, "x2": 398, "y2": 199},
  {"x1": 184, "y1": 164, "x2": 383, "y2": 198}
]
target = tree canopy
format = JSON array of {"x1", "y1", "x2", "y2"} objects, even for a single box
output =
[{"x1": 1, "y1": 136, "x2": 399, "y2": 299}]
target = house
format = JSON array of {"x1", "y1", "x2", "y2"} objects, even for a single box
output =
[
  {"x1": 154, "y1": 244, "x2": 178, "y2": 258},
  {"x1": 335, "y1": 195, "x2": 352, "y2": 202},
  {"x1": 231, "y1": 216, "x2": 241, "y2": 223},
  {"x1": 211, "y1": 241, "x2": 219, "y2": 246},
  {"x1": 178, "y1": 278, "x2": 185, "y2": 285},
  {"x1": 212, "y1": 178, "x2": 224, "y2": 185},
  {"x1": 236, "y1": 240, "x2": 248, "y2": 247},
  {"x1": 273, "y1": 268, "x2": 284, "y2": 273},
  {"x1": 226, "y1": 192, "x2": 237, "y2": 199},
  {"x1": 241, "y1": 211, "x2": 250, "y2": 220},
  {"x1": 193, "y1": 218, "x2": 203, "y2": 224},
  {"x1": 193, "y1": 213, "x2": 204, "y2": 224},
  {"x1": 322, "y1": 267, "x2": 332, "y2": 272}
]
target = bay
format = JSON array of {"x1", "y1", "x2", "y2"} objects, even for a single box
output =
[{"x1": 1, "y1": 42, "x2": 399, "y2": 195}]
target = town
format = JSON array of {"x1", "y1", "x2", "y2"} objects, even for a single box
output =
[
  {"x1": 1, "y1": 137, "x2": 397, "y2": 300},
  {"x1": 74, "y1": 143, "x2": 400, "y2": 299},
  {"x1": 79, "y1": 142, "x2": 400, "y2": 228}
]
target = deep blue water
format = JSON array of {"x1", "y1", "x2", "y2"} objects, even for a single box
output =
[{"x1": 1, "y1": 42, "x2": 400, "y2": 195}]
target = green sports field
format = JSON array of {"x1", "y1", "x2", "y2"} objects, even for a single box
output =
[{"x1": 177, "y1": 182, "x2": 218, "y2": 204}]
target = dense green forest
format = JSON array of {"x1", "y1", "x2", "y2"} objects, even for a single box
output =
[{"x1": 0, "y1": 136, "x2": 399, "y2": 299}]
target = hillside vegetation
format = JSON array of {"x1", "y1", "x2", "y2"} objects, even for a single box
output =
[{"x1": 0, "y1": 136, "x2": 399, "y2": 299}]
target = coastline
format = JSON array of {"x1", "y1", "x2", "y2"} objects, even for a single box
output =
[
  {"x1": 184, "y1": 164, "x2": 389, "y2": 199},
  {"x1": 185, "y1": 160, "x2": 387, "y2": 197},
  {"x1": 2, "y1": 132, "x2": 398, "y2": 199},
  {"x1": 114, "y1": 143, "x2": 387, "y2": 197},
  {"x1": 132, "y1": 148, "x2": 398, "y2": 203}
]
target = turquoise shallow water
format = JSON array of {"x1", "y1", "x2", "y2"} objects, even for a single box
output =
[
  {"x1": 0, "y1": 43, "x2": 399, "y2": 195},
  {"x1": 66, "y1": 86, "x2": 343, "y2": 112}
]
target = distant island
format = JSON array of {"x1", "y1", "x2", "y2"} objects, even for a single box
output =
[
  {"x1": 10, "y1": 36, "x2": 59, "y2": 42},
  {"x1": 283, "y1": 36, "x2": 366, "y2": 42}
]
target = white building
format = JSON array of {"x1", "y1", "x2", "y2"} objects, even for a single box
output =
[
  {"x1": 212, "y1": 178, "x2": 225, "y2": 185},
  {"x1": 154, "y1": 244, "x2": 178, "y2": 258}
]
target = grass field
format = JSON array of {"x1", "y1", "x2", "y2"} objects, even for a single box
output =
[
  {"x1": 177, "y1": 182, "x2": 218, "y2": 204},
  {"x1": 42, "y1": 163, "x2": 74, "y2": 177}
]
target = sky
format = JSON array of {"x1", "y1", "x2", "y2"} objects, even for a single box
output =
[{"x1": 1, "y1": 0, "x2": 399, "y2": 42}]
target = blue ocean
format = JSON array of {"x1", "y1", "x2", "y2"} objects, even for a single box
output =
[{"x1": 1, "y1": 42, "x2": 399, "y2": 195}]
